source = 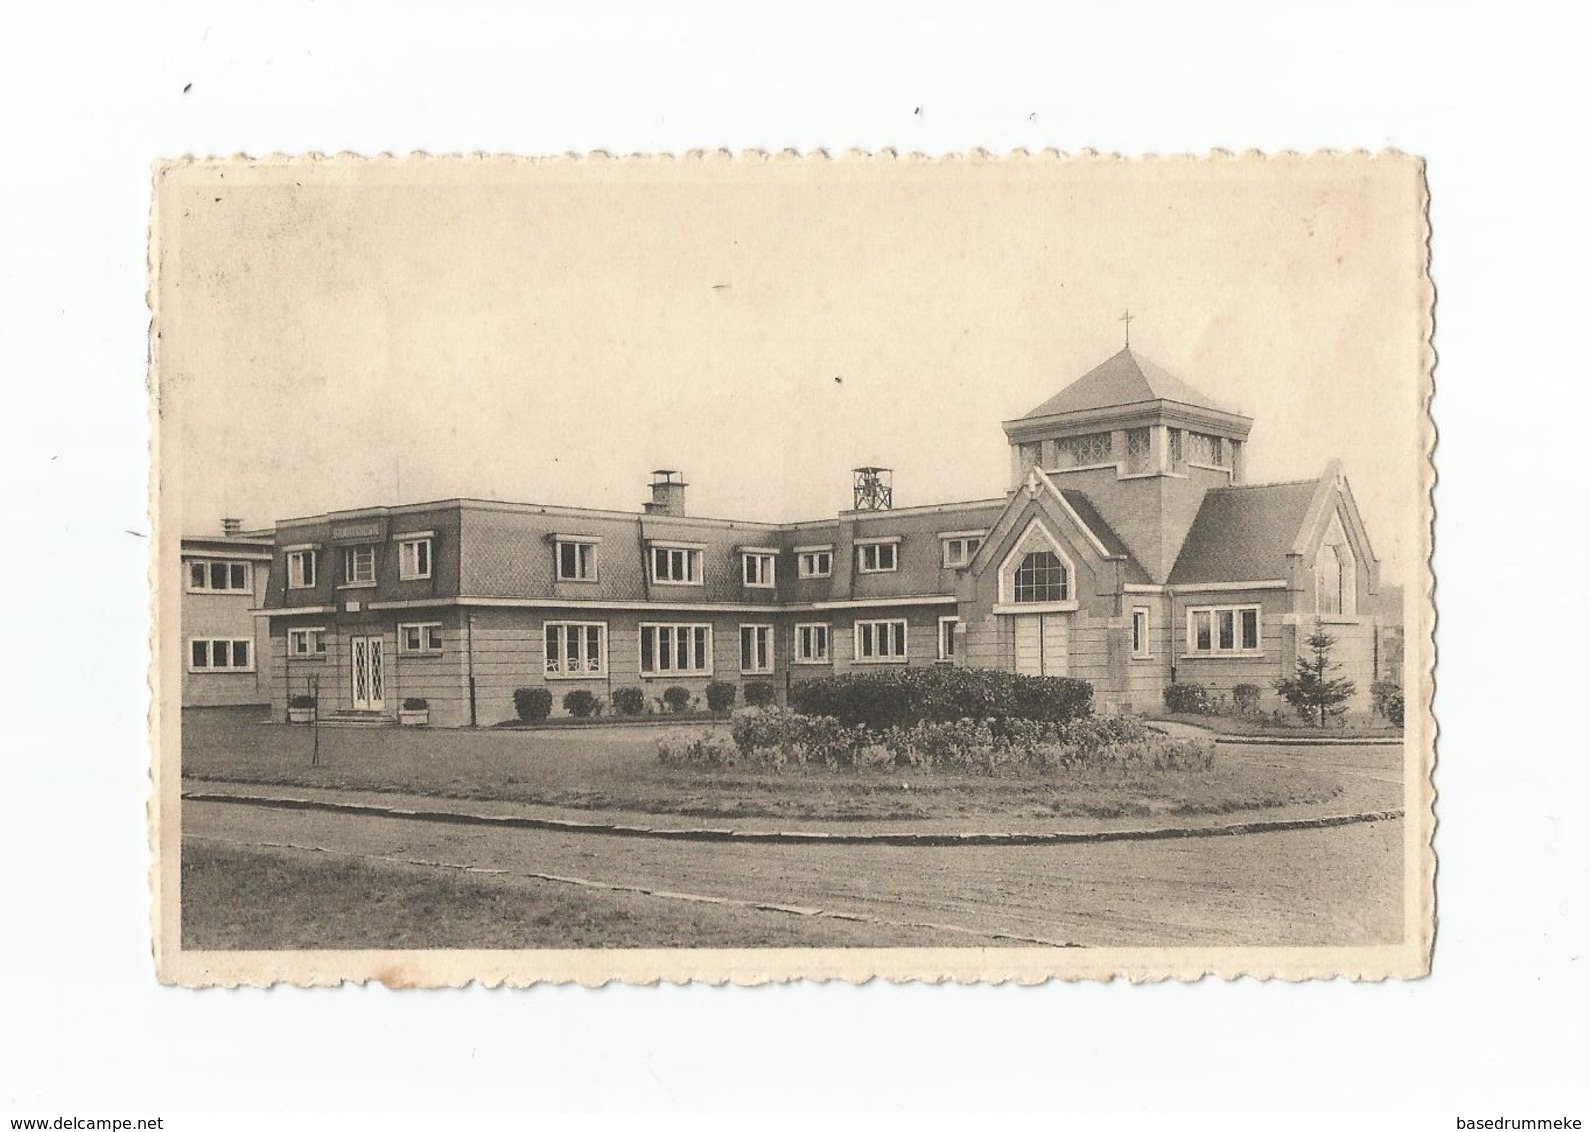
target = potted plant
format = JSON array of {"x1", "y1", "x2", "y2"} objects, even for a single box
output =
[
  {"x1": 398, "y1": 697, "x2": 430, "y2": 726},
  {"x1": 288, "y1": 694, "x2": 317, "y2": 724}
]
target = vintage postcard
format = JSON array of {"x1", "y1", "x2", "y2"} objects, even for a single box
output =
[{"x1": 150, "y1": 152, "x2": 1434, "y2": 985}]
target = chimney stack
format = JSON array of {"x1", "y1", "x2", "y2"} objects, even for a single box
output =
[
  {"x1": 644, "y1": 470, "x2": 688, "y2": 517},
  {"x1": 221, "y1": 517, "x2": 243, "y2": 537}
]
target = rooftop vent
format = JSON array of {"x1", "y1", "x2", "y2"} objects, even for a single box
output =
[
  {"x1": 644, "y1": 469, "x2": 688, "y2": 517},
  {"x1": 852, "y1": 466, "x2": 893, "y2": 511}
]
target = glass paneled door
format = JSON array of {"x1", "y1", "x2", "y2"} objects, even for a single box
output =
[{"x1": 350, "y1": 635, "x2": 385, "y2": 710}]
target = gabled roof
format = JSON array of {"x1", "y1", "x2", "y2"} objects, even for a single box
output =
[
  {"x1": 1167, "y1": 477, "x2": 1321, "y2": 585},
  {"x1": 1021, "y1": 347, "x2": 1239, "y2": 420},
  {"x1": 1058, "y1": 488, "x2": 1149, "y2": 582}
]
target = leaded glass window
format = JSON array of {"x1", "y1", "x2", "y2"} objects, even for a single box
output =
[{"x1": 1013, "y1": 550, "x2": 1068, "y2": 602}]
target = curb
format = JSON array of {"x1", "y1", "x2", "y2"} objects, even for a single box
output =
[
  {"x1": 182, "y1": 789, "x2": 1404, "y2": 847},
  {"x1": 1211, "y1": 735, "x2": 1403, "y2": 747}
]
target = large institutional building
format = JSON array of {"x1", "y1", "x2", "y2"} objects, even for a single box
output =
[{"x1": 189, "y1": 347, "x2": 1394, "y2": 727}]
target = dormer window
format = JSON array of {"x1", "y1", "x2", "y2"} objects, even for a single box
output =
[
  {"x1": 940, "y1": 531, "x2": 984, "y2": 568},
  {"x1": 741, "y1": 551, "x2": 777, "y2": 588},
  {"x1": 796, "y1": 548, "x2": 833, "y2": 578},
  {"x1": 650, "y1": 543, "x2": 703, "y2": 585},
  {"x1": 1061, "y1": 432, "x2": 1112, "y2": 467},
  {"x1": 856, "y1": 539, "x2": 899, "y2": 574},
  {"x1": 1013, "y1": 550, "x2": 1068, "y2": 603},
  {"x1": 556, "y1": 539, "x2": 598, "y2": 582},
  {"x1": 397, "y1": 535, "x2": 432, "y2": 581}
]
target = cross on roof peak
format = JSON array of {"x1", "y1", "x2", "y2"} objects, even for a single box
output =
[{"x1": 1119, "y1": 308, "x2": 1135, "y2": 349}]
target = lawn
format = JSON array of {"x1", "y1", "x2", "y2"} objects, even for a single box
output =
[
  {"x1": 181, "y1": 840, "x2": 990, "y2": 949},
  {"x1": 1147, "y1": 711, "x2": 1403, "y2": 738},
  {"x1": 182, "y1": 707, "x2": 1347, "y2": 824}
]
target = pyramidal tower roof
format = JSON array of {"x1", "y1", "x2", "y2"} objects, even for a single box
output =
[{"x1": 1020, "y1": 347, "x2": 1240, "y2": 420}]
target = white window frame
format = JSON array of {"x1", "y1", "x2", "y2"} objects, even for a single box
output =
[
  {"x1": 639, "y1": 623, "x2": 713, "y2": 676},
  {"x1": 796, "y1": 549, "x2": 833, "y2": 578},
  {"x1": 741, "y1": 552, "x2": 777, "y2": 589},
  {"x1": 856, "y1": 540, "x2": 899, "y2": 574},
  {"x1": 186, "y1": 559, "x2": 252, "y2": 593},
  {"x1": 398, "y1": 621, "x2": 443, "y2": 655},
  {"x1": 286, "y1": 549, "x2": 317, "y2": 589},
  {"x1": 543, "y1": 620, "x2": 608, "y2": 678},
  {"x1": 342, "y1": 545, "x2": 377, "y2": 586},
  {"x1": 397, "y1": 536, "x2": 433, "y2": 581},
  {"x1": 555, "y1": 539, "x2": 598, "y2": 582},
  {"x1": 1185, "y1": 604, "x2": 1262, "y2": 656},
  {"x1": 854, "y1": 618, "x2": 908, "y2": 663},
  {"x1": 939, "y1": 531, "x2": 985, "y2": 569},
  {"x1": 649, "y1": 544, "x2": 704, "y2": 586},
  {"x1": 937, "y1": 616, "x2": 959, "y2": 661},
  {"x1": 739, "y1": 623, "x2": 774, "y2": 674},
  {"x1": 1131, "y1": 607, "x2": 1151, "y2": 658},
  {"x1": 286, "y1": 627, "x2": 327, "y2": 658},
  {"x1": 188, "y1": 638, "x2": 254, "y2": 672},
  {"x1": 794, "y1": 622, "x2": 831, "y2": 664}
]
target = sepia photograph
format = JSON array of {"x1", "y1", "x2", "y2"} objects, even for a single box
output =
[{"x1": 151, "y1": 153, "x2": 1433, "y2": 985}]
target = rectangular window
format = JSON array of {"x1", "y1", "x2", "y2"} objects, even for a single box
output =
[
  {"x1": 287, "y1": 627, "x2": 327, "y2": 657},
  {"x1": 794, "y1": 623, "x2": 831, "y2": 664},
  {"x1": 342, "y1": 545, "x2": 376, "y2": 585},
  {"x1": 1167, "y1": 428, "x2": 1186, "y2": 472},
  {"x1": 854, "y1": 619, "x2": 908, "y2": 662},
  {"x1": 1062, "y1": 432, "x2": 1113, "y2": 467},
  {"x1": 286, "y1": 550, "x2": 317, "y2": 589},
  {"x1": 742, "y1": 553, "x2": 776, "y2": 588},
  {"x1": 544, "y1": 620, "x2": 606, "y2": 677},
  {"x1": 1019, "y1": 442, "x2": 1042, "y2": 471},
  {"x1": 857, "y1": 542, "x2": 898, "y2": 573},
  {"x1": 398, "y1": 622, "x2": 443, "y2": 654},
  {"x1": 1187, "y1": 605, "x2": 1262, "y2": 655},
  {"x1": 398, "y1": 537, "x2": 432, "y2": 581},
  {"x1": 940, "y1": 536, "x2": 983, "y2": 568},
  {"x1": 1188, "y1": 432, "x2": 1228, "y2": 468},
  {"x1": 1125, "y1": 427, "x2": 1153, "y2": 474},
  {"x1": 937, "y1": 616, "x2": 959, "y2": 661},
  {"x1": 1131, "y1": 607, "x2": 1150, "y2": 657},
  {"x1": 556, "y1": 540, "x2": 596, "y2": 581},
  {"x1": 188, "y1": 638, "x2": 253, "y2": 671},
  {"x1": 797, "y1": 550, "x2": 833, "y2": 578},
  {"x1": 739, "y1": 624, "x2": 773, "y2": 673},
  {"x1": 650, "y1": 545, "x2": 702, "y2": 585},
  {"x1": 639, "y1": 623, "x2": 712, "y2": 675},
  {"x1": 186, "y1": 559, "x2": 253, "y2": 592}
]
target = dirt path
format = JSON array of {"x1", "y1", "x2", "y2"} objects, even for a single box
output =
[{"x1": 184, "y1": 799, "x2": 1404, "y2": 949}]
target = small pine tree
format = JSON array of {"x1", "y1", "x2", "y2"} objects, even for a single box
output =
[{"x1": 1273, "y1": 620, "x2": 1357, "y2": 727}]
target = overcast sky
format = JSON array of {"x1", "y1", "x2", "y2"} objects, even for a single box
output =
[{"x1": 158, "y1": 156, "x2": 1426, "y2": 580}]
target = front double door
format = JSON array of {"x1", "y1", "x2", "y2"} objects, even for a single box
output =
[
  {"x1": 1013, "y1": 613, "x2": 1068, "y2": 676},
  {"x1": 350, "y1": 635, "x2": 385, "y2": 710}
]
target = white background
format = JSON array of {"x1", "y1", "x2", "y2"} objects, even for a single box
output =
[{"x1": 1, "y1": 0, "x2": 1587, "y2": 1117}]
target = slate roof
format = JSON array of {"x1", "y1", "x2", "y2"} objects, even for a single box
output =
[
  {"x1": 1021, "y1": 348, "x2": 1240, "y2": 419},
  {"x1": 1058, "y1": 488, "x2": 1150, "y2": 583},
  {"x1": 1166, "y1": 477, "x2": 1321, "y2": 585}
]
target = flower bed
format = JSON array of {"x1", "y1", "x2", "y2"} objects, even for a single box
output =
[{"x1": 657, "y1": 708, "x2": 1214, "y2": 777}]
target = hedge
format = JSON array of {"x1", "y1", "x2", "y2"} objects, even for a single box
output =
[{"x1": 787, "y1": 666, "x2": 1092, "y2": 734}]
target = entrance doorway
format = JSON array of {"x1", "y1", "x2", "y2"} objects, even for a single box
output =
[
  {"x1": 350, "y1": 635, "x2": 385, "y2": 710},
  {"x1": 1013, "y1": 614, "x2": 1068, "y2": 676}
]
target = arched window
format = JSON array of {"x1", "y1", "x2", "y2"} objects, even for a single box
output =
[
  {"x1": 1315, "y1": 529, "x2": 1357, "y2": 617},
  {"x1": 1014, "y1": 551, "x2": 1068, "y2": 603}
]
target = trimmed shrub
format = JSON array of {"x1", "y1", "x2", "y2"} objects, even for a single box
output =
[
  {"x1": 289, "y1": 694, "x2": 317, "y2": 709},
  {"x1": 610, "y1": 686, "x2": 646, "y2": 716},
  {"x1": 401, "y1": 697, "x2": 428, "y2": 712},
  {"x1": 1163, "y1": 682, "x2": 1214, "y2": 715},
  {"x1": 662, "y1": 685, "x2": 692, "y2": 714},
  {"x1": 1231, "y1": 684, "x2": 1263, "y2": 715},
  {"x1": 1371, "y1": 681, "x2": 1405, "y2": 727},
  {"x1": 513, "y1": 686, "x2": 553, "y2": 722},
  {"x1": 788, "y1": 667, "x2": 1092, "y2": 734},
  {"x1": 656, "y1": 730, "x2": 739, "y2": 768},
  {"x1": 704, "y1": 680, "x2": 737, "y2": 714},
  {"x1": 743, "y1": 681, "x2": 777, "y2": 707},
  {"x1": 562, "y1": 689, "x2": 599, "y2": 718}
]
